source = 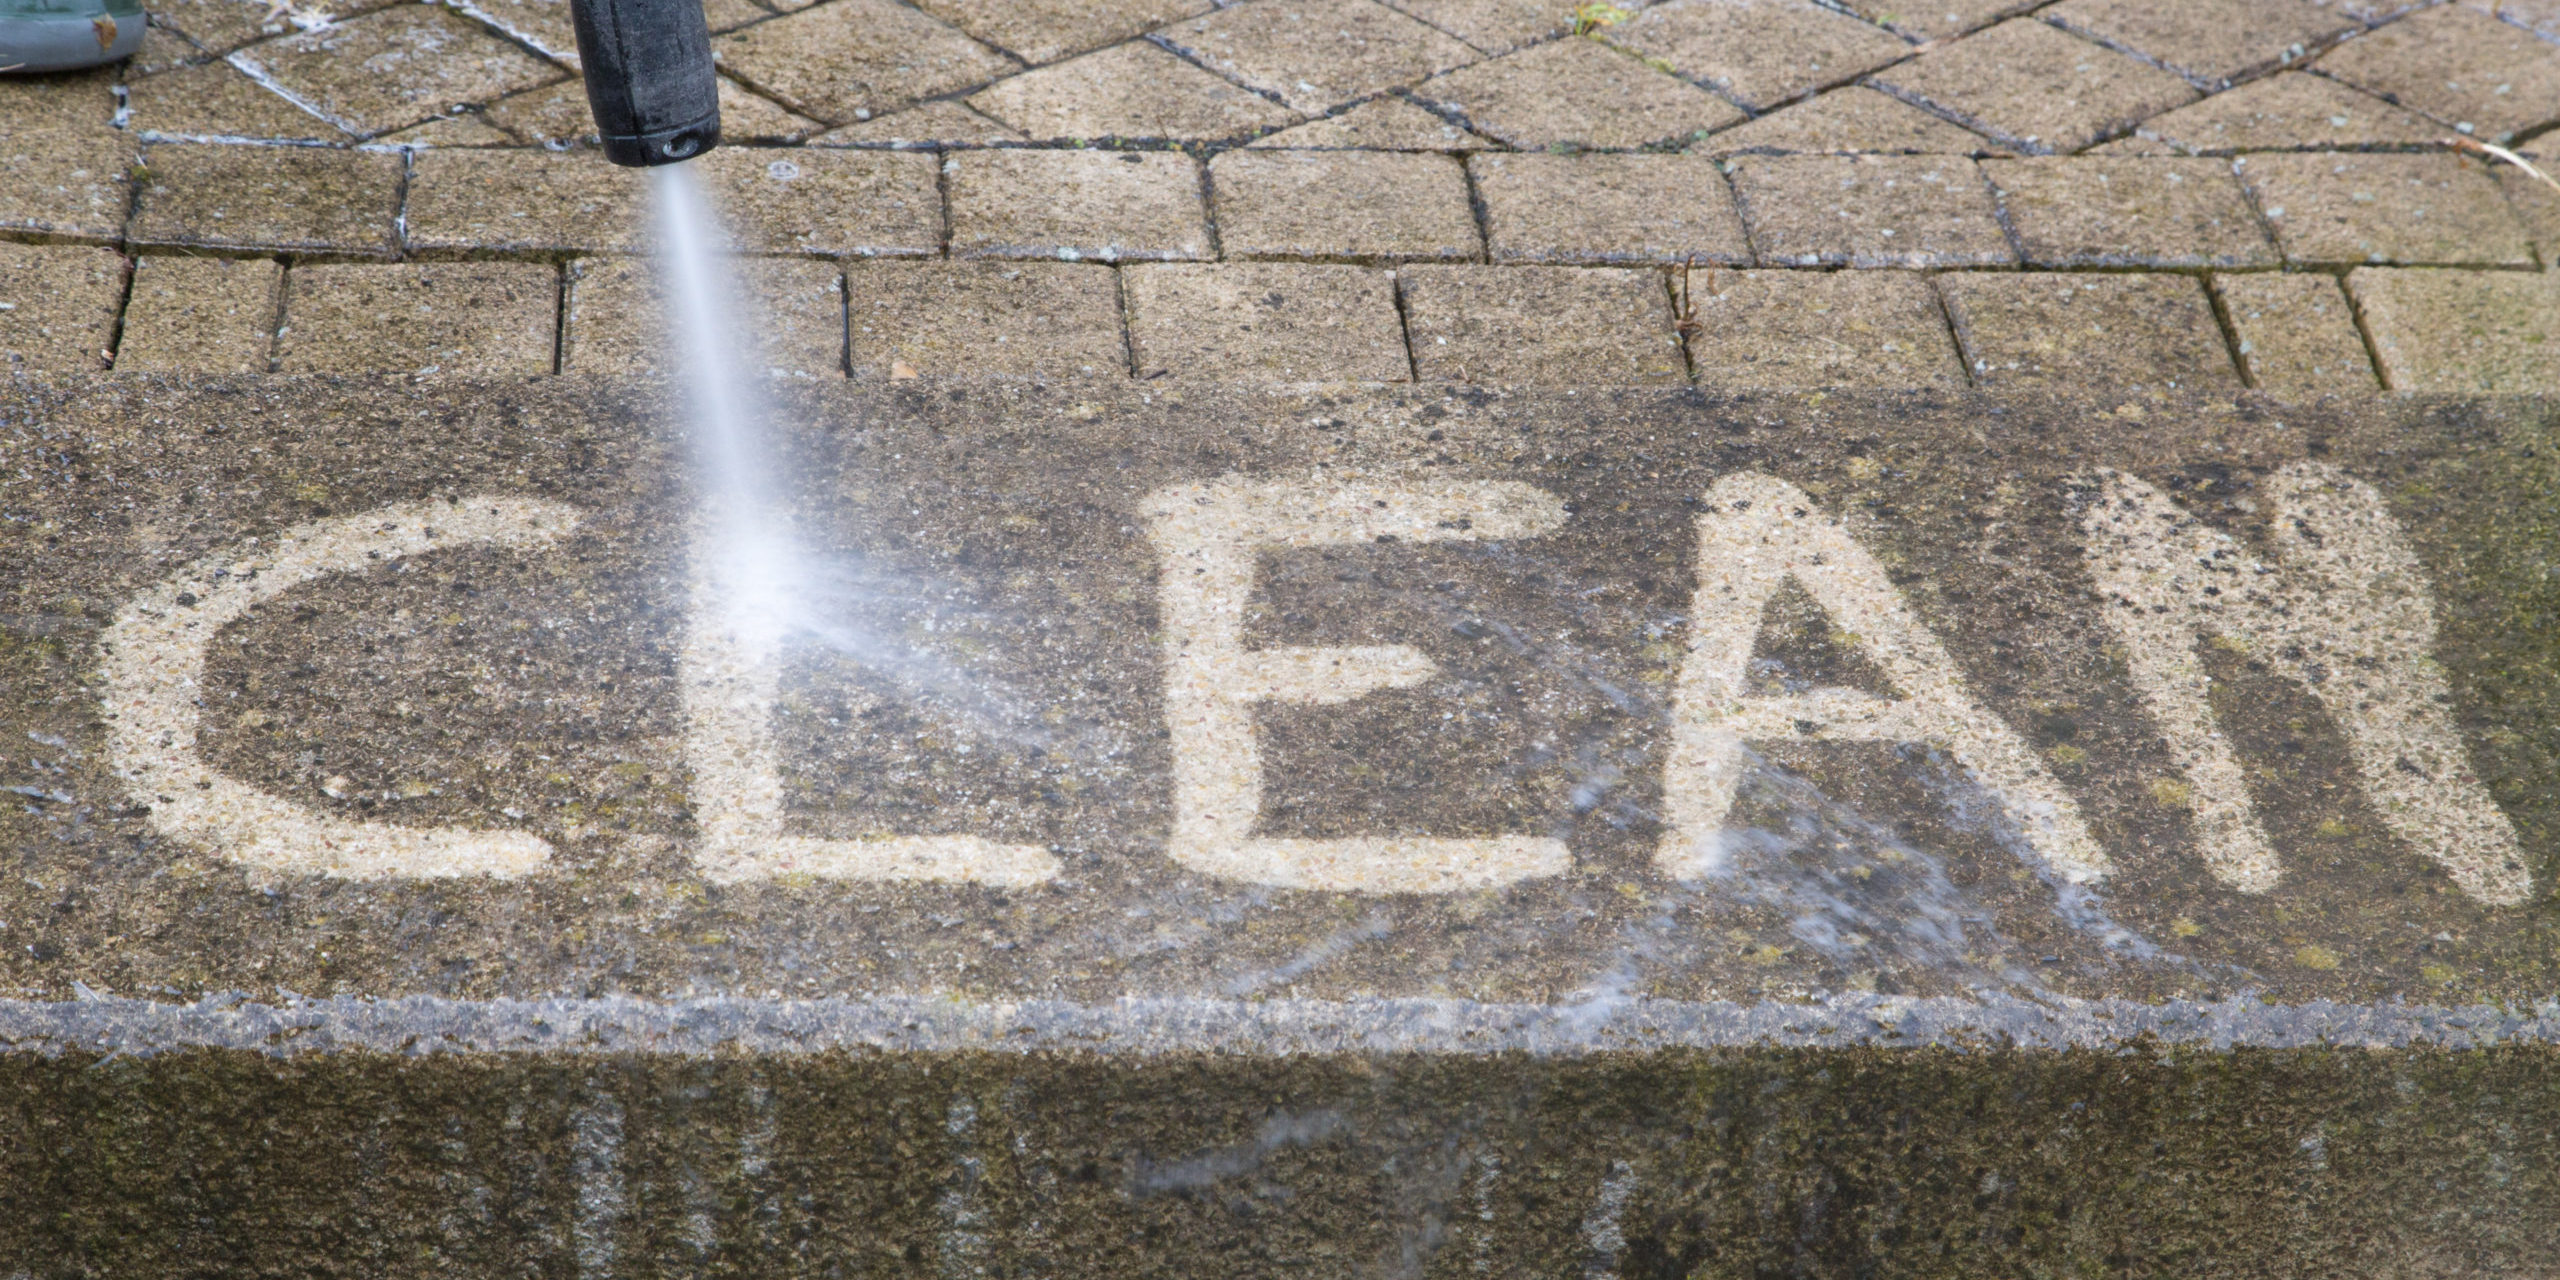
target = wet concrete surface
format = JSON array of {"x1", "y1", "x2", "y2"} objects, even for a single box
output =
[
  {"x1": 0, "y1": 375, "x2": 2554, "y2": 1273},
  {"x1": 3, "y1": 1045, "x2": 2556, "y2": 1277},
  {"x1": 3, "y1": 376, "x2": 2553, "y2": 1007}
]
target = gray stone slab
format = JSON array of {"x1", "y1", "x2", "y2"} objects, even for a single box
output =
[
  {"x1": 0, "y1": 1019, "x2": 2547, "y2": 1276},
  {"x1": 1, "y1": 376, "x2": 2556, "y2": 1273},
  {"x1": 0, "y1": 376, "x2": 2550, "y2": 1014}
]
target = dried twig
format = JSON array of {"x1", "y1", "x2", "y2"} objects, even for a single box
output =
[
  {"x1": 1673, "y1": 255, "x2": 1701, "y2": 340},
  {"x1": 1672, "y1": 255, "x2": 1719, "y2": 341},
  {"x1": 2447, "y1": 135, "x2": 2560, "y2": 198}
]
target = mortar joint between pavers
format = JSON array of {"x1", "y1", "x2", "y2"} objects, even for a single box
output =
[
  {"x1": 547, "y1": 259, "x2": 568, "y2": 376},
  {"x1": 1718, "y1": 156, "x2": 1771, "y2": 266},
  {"x1": 246, "y1": 254, "x2": 285, "y2": 373},
  {"x1": 2335, "y1": 266, "x2": 2398, "y2": 391},
  {"x1": 933, "y1": 145, "x2": 955, "y2": 258},
  {"x1": 1456, "y1": 153, "x2": 1496, "y2": 266},
  {"x1": 391, "y1": 144, "x2": 414, "y2": 260},
  {"x1": 435, "y1": 0, "x2": 579, "y2": 85},
  {"x1": 1923, "y1": 270, "x2": 1988, "y2": 388},
  {"x1": 1663, "y1": 260, "x2": 1702, "y2": 383},
  {"x1": 1140, "y1": 30, "x2": 1297, "y2": 115},
  {"x1": 0, "y1": 227, "x2": 130, "y2": 253},
  {"x1": 1193, "y1": 150, "x2": 1226, "y2": 261},
  {"x1": 1387, "y1": 268, "x2": 1421, "y2": 382},
  {"x1": 1368, "y1": 0, "x2": 1489, "y2": 55},
  {"x1": 266, "y1": 258, "x2": 298, "y2": 373},
  {"x1": 2199, "y1": 269, "x2": 2261, "y2": 390},
  {"x1": 2221, "y1": 147, "x2": 2289, "y2": 263},
  {"x1": 1977, "y1": 161, "x2": 2032, "y2": 262},
  {"x1": 1108, "y1": 264, "x2": 1141, "y2": 379},
  {"x1": 83, "y1": 251, "x2": 139, "y2": 373},
  {"x1": 1854, "y1": 74, "x2": 2041, "y2": 155}
]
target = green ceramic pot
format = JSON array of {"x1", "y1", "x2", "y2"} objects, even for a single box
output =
[{"x1": 0, "y1": 0, "x2": 144, "y2": 72}]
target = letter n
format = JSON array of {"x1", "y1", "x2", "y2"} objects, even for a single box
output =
[{"x1": 2081, "y1": 462, "x2": 2529, "y2": 905}]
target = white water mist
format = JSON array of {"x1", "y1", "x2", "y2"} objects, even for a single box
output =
[
  {"x1": 652, "y1": 162, "x2": 802, "y2": 656},
  {"x1": 647, "y1": 164, "x2": 1094, "y2": 760}
]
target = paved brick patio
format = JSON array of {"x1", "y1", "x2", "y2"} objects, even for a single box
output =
[{"x1": 3, "y1": 0, "x2": 2558, "y2": 389}]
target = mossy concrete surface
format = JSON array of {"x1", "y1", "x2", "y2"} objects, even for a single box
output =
[
  {"x1": 1, "y1": 1046, "x2": 2555, "y2": 1276},
  {"x1": 0, "y1": 377, "x2": 2555, "y2": 1272}
]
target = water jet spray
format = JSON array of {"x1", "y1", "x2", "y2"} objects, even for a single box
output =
[{"x1": 569, "y1": 0, "x2": 721, "y2": 166}]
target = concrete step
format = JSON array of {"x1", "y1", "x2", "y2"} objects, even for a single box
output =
[{"x1": 0, "y1": 377, "x2": 2553, "y2": 1273}]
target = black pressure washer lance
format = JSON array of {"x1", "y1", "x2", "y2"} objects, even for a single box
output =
[{"x1": 570, "y1": 0, "x2": 722, "y2": 166}]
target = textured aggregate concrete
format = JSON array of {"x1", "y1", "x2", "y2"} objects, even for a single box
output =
[
  {"x1": 2, "y1": 378, "x2": 2552, "y2": 1006},
  {"x1": 2, "y1": 377, "x2": 2557, "y2": 1271},
  {"x1": 7, "y1": 0, "x2": 2560, "y2": 1255},
  {"x1": 0, "y1": 1040, "x2": 2548, "y2": 1276}
]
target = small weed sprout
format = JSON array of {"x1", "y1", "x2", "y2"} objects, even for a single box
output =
[{"x1": 1570, "y1": 2, "x2": 1631, "y2": 36}]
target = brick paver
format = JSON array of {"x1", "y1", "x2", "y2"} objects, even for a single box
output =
[
  {"x1": 2352, "y1": 267, "x2": 2560, "y2": 392},
  {"x1": 1209, "y1": 150, "x2": 1479, "y2": 261},
  {"x1": 967, "y1": 40, "x2": 1299, "y2": 144},
  {"x1": 0, "y1": 72, "x2": 133, "y2": 243},
  {"x1": 1985, "y1": 156, "x2": 2275, "y2": 268},
  {"x1": 403, "y1": 149, "x2": 648, "y2": 256},
  {"x1": 846, "y1": 260, "x2": 1126, "y2": 379},
  {"x1": 2213, "y1": 271, "x2": 2379, "y2": 393},
  {"x1": 913, "y1": 0, "x2": 1212, "y2": 65},
  {"x1": 688, "y1": 147, "x2": 942, "y2": 257},
  {"x1": 228, "y1": 5, "x2": 563, "y2": 138},
  {"x1": 276, "y1": 261, "x2": 558, "y2": 374},
  {"x1": 1399, "y1": 264, "x2": 1686, "y2": 383},
  {"x1": 1157, "y1": 0, "x2": 1479, "y2": 115},
  {"x1": 714, "y1": 0, "x2": 1016, "y2": 125},
  {"x1": 2044, "y1": 0, "x2": 2353, "y2": 90},
  {"x1": 1408, "y1": 35, "x2": 1744, "y2": 149},
  {"x1": 3, "y1": 0, "x2": 2551, "y2": 394},
  {"x1": 1730, "y1": 155, "x2": 2014, "y2": 267},
  {"x1": 2108, "y1": 70, "x2": 2444, "y2": 154},
  {"x1": 129, "y1": 145, "x2": 404, "y2": 257},
  {"x1": 2316, "y1": 4, "x2": 2560, "y2": 143},
  {"x1": 565, "y1": 256, "x2": 845, "y2": 376},
  {"x1": 114, "y1": 255, "x2": 282, "y2": 374},
  {"x1": 1869, "y1": 17, "x2": 2197, "y2": 154},
  {"x1": 1939, "y1": 272, "x2": 2240, "y2": 391},
  {"x1": 152, "y1": 0, "x2": 383, "y2": 54},
  {"x1": 2237, "y1": 152, "x2": 2535, "y2": 267},
  {"x1": 1605, "y1": 0, "x2": 1913, "y2": 113},
  {"x1": 127, "y1": 60, "x2": 355, "y2": 144},
  {"x1": 949, "y1": 149, "x2": 1208, "y2": 262},
  {"x1": 1471, "y1": 153, "x2": 1751, "y2": 266},
  {"x1": 1391, "y1": 0, "x2": 1571, "y2": 53},
  {"x1": 1124, "y1": 262, "x2": 1408, "y2": 380},
  {"x1": 1699, "y1": 85, "x2": 1993, "y2": 156},
  {"x1": 1684, "y1": 268, "x2": 1967, "y2": 387},
  {"x1": 2496, "y1": 159, "x2": 2560, "y2": 266},
  {"x1": 0, "y1": 242, "x2": 124, "y2": 372},
  {"x1": 1833, "y1": 0, "x2": 2037, "y2": 41}
]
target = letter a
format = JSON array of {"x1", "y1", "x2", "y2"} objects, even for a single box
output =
[
  {"x1": 2081, "y1": 462, "x2": 2529, "y2": 905},
  {"x1": 1660, "y1": 473, "x2": 2109, "y2": 884},
  {"x1": 101, "y1": 497, "x2": 579, "y2": 879}
]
